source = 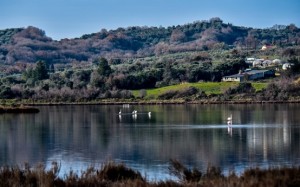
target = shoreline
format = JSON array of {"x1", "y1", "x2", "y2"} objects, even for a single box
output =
[
  {"x1": 21, "y1": 100, "x2": 300, "y2": 106},
  {"x1": 0, "y1": 106, "x2": 40, "y2": 113},
  {"x1": 2, "y1": 99, "x2": 300, "y2": 108}
]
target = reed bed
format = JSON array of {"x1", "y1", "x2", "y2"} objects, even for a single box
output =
[{"x1": 0, "y1": 160, "x2": 299, "y2": 187}]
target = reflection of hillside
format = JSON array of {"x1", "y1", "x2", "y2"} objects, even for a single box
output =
[
  {"x1": 0, "y1": 104, "x2": 299, "y2": 171},
  {"x1": 0, "y1": 113, "x2": 49, "y2": 164}
]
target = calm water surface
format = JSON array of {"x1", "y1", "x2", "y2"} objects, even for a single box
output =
[{"x1": 0, "y1": 104, "x2": 300, "y2": 180}]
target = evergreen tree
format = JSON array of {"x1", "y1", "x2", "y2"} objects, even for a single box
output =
[
  {"x1": 34, "y1": 60, "x2": 49, "y2": 80},
  {"x1": 97, "y1": 57, "x2": 112, "y2": 76}
]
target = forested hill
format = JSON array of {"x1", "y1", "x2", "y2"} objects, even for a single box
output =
[{"x1": 0, "y1": 17, "x2": 299, "y2": 64}]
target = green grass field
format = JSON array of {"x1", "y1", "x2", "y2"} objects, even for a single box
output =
[{"x1": 132, "y1": 82, "x2": 268, "y2": 99}]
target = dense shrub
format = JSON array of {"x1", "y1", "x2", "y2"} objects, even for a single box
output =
[
  {"x1": 175, "y1": 86, "x2": 198, "y2": 98},
  {"x1": 169, "y1": 159, "x2": 202, "y2": 182},
  {"x1": 158, "y1": 90, "x2": 178, "y2": 100},
  {"x1": 158, "y1": 86, "x2": 200, "y2": 99},
  {"x1": 0, "y1": 86, "x2": 14, "y2": 99},
  {"x1": 235, "y1": 82, "x2": 255, "y2": 93},
  {"x1": 223, "y1": 82, "x2": 255, "y2": 101},
  {"x1": 225, "y1": 82, "x2": 255, "y2": 95},
  {"x1": 109, "y1": 90, "x2": 133, "y2": 99},
  {"x1": 257, "y1": 78, "x2": 300, "y2": 101},
  {"x1": 98, "y1": 161, "x2": 144, "y2": 182}
]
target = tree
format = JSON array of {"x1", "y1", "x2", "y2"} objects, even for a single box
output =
[
  {"x1": 34, "y1": 60, "x2": 49, "y2": 80},
  {"x1": 96, "y1": 58, "x2": 112, "y2": 76},
  {"x1": 90, "y1": 70, "x2": 104, "y2": 88},
  {"x1": 170, "y1": 29, "x2": 186, "y2": 43},
  {"x1": 22, "y1": 60, "x2": 49, "y2": 82},
  {"x1": 0, "y1": 86, "x2": 14, "y2": 99},
  {"x1": 289, "y1": 57, "x2": 300, "y2": 74}
]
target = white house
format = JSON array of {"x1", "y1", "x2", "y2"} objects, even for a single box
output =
[
  {"x1": 222, "y1": 74, "x2": 245, "y2": 82},
  {"x1": 262, "y1": 60, "x2": 273, "y2": 67},
  {"x1": 282, "y1": 63, "x2": 293, "y2": 70},
  {"x1": 272, "y1": 59, "x2": 282, "y2": 65},
  {"x1": 245, "y1": 58, "x2": 256, "y2": 65},
  {"x1": 252, "y1": 59, "x2": 264, "y2": 67}
]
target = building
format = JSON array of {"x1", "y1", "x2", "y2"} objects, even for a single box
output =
[
  {"x1": 222, "y1": 73, "x2": 245, "y2": 82},
  {"x1": 245, "y1": 57, "x2": 256, "y2": 65},
  {"x1": 261, "y1": 44, "x2": 273, "y2": 50},
  {"x1": 247, "y1": 57, "x2": 283, "y2": 68},
  {"x1": 282, "y1": 63, "x2": 293, "y2": 70},
  {"x1": 222, "y1": 69, "x2": 275, "y2": 82}
]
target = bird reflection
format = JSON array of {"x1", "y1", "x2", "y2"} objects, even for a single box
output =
[
  {"x1": 227, "y1": 126, "x2": 232, "y2": 136},
  {"x1": 132, "y1": 113, "x2": 137, "y2": 120}
]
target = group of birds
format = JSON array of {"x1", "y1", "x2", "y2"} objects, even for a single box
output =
[
  {"x1": 119, "y1": 110, "x2": 231, "y2": 124},
  {"x1": 118, "y1": 110, "x2": 151, "y2": 118}
]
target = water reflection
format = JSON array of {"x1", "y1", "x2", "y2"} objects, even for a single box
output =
[{"x1": 0, "y1": 104, "x2": 299, "y2": 180}]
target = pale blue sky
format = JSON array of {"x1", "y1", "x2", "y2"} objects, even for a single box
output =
[{"x1": 1, "y1": 0, "x2": 299, "y2": 40}]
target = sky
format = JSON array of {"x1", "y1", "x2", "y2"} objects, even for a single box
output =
[{"x1": 1, "y1": 0, "x2": 300, "y2": 40}]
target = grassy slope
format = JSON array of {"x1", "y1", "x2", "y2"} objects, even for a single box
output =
[{"x1": 132, "y1": 82, "x2": 267, "y2": 99}]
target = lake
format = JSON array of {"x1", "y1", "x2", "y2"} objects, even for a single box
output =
[{"x1": 0, "y1": 104, "x2": 300, "y2": 181}]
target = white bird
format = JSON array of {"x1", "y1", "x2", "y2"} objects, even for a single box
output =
[
  {"x1": 119, "y1": 110, "x2": 122, "y2": 115},
  {"x1": 227, "y1": 114, "x2": 232, "y2": 125},
  {"x1": 227, "y1": 114, "x2": 232, "y2": 121}
]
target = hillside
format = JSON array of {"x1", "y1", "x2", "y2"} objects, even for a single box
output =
[
  {"x1": 0, "y1": 18, "x2": 300, "y2": 103},
  {"x1": 0, "y1": 18, "x2": 299, "y2": 65}
]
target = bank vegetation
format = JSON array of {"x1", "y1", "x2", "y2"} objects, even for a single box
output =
[{"x1": 1, "y1": 160, "x2": 299, "y2": 187}]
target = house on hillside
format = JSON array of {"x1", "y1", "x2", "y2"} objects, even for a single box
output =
[
  {"x1": 246, "y1": 57, "x2": 284, "y2": 68},
  {"x1": 245, "y1": 58, "x2": 256, "y2": 65},
  {"x1": 222, "y1": 69, "x2": 275, "y2": 82},
  {"x1": 282, "y1": 63, "x2": 293, "y2": 70},
  {"x1": 272, "y1": 59, "x2": 282, "y2": 65},
  {"x1": 261, "y1": 44, "x2": 274, "y2": 50},
  {"x1": 222, "y1": 73, "x2": 245, "y2": 82}
]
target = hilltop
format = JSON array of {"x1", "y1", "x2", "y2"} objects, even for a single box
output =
[{"x1": 0, "y1": 17, "x2": 299, "y2": 66}]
